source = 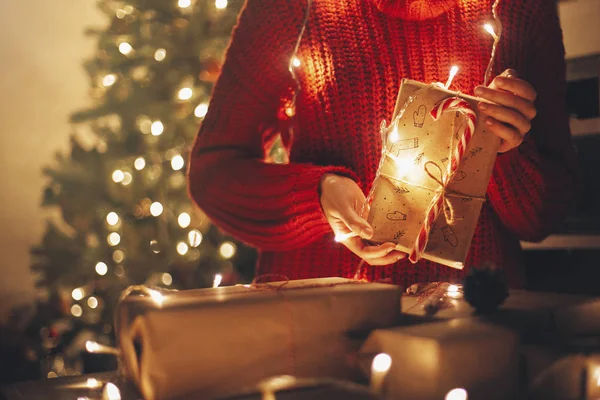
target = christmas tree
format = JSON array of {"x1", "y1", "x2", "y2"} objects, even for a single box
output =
[{"x1": 23, "y1": 0, "x2": 255, "y2": 379}]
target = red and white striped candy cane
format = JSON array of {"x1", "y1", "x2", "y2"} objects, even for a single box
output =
[{"x1": 408, "y1": 97, "x2": 477, "y2": 264}]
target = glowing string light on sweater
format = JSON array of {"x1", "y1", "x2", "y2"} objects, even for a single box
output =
[{"x1": 445, "y1": 65, "x2": 459, "y2": 89}]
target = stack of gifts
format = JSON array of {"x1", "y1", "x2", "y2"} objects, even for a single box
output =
[{"x1": 115, "y1": 278, "x2": 402, "y2": 400}]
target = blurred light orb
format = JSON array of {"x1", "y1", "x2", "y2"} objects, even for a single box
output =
[
  {"x1": 178, "y1": 87, "x2": 193, "y2": 100},
  {"x1": 102, "y1": 74, "x2": 117, "y2": 87},
  {"x1": 108, "y1": 232, "x2": 121, "y2": 246},
  {"x1": 118, "y1": 42, "x2": 133, "y2": 55},
  {"x1": 154, "y1": 48, "x2": 167, "y2": 61},
  {"x1": 171, "y1": 155, "x2": 185, "y2": 171},
  {"x1": 219, "y1": 242, "x2": 236, "y2": 259},
  {"x1": 72, "y1": 288, "x2": 84, "y2": 301},
  {"x1": 194, "y1": 103, "x2": 209, "y2": 118},
  {"x1": 151, "y1": 121, "x2": 164, "y2": 136},
  {"x1": 176, "y1": 241, "x2": 189, "y2": 255},
  {"x1": 87, "y1": 297, "x2": 99, "y2": 309},
  {"x1": 215, "y1": 0, "x2": 227, "y2": 9},
  {"x1": 71, "y1": 304, "x2": 83, "y2": 318},
  {"x1": 178, "y1": 0, "x2": 191, "y2": 8},
  {"x1": 112, "y1": 169, "x2": 125, "y2": 183},
  {"x1": 106, "y1": 212, "x2": 119, "y2": 226},
  {"x1": 161, "y1": 273, "x2": 173, "y2": 286},
  {"x1": 134, "y1": 157, "x2": 146, "y2": 170},
  {"x1": 178, "y1": 212, "x2": 191, "y2": 228},
  {"x1": 95, "y1": 261, "x2": 109, "y2": 275},
  {"x1": 188, "y1": 229, "x2": 203, "y2": 247},
  {"x1": 150, "y1": 202, "x2": 163, "y2": 217}
]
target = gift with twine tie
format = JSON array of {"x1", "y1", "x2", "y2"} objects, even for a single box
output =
[
  {"x1": 112, "y1": 277, "x2": 402, "y2": 400},
  {"x1": 365, "y1": 79, "x2": 501, "y2": 269}
]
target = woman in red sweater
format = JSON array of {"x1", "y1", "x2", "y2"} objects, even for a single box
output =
[{"x1": 188, "y1": 0, "x2": 577, "y2": 288}]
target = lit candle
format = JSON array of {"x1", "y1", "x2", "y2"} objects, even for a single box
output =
[{"x1": 370, "y1": 353, "x2": 392, "y2": 394}]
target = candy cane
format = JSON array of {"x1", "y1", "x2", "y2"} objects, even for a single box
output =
[{"x1": 408, "y1": 97, "x2": 477, "y2": 264}]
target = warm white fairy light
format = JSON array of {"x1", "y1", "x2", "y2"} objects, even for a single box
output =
[
  {"x1": 113, "y1": 250, "x2": 124, "y2": 263},
  {"x1": 161, "y1": 273, "x2": 173, "y2": 286},
  {"x1": 447, "y1": 284, "x2": 461, "y2": 298},
  {"x1": 86, "y1": 378, "x2": 101, "y2": 389},
  {"x1": 102, "y1": 74, "x2": 117, "y2": 87},
  {"x1": 219, "y1": 242, "x2": 236, "y2": 259},
  {"x1": 178, "y1": 212, "x2": 191, "y2": 228},
  {"x1": 108, "y1": 232, "x2": 121, "y2": 246},
  {"x1": 106, "y1": 212, "x2": 119, "y2": 226},
  {"x1": 118, "y1": 42, "x2": 133, "y2": 55},
  {"x1": 195, "y1": 103, "x2": 209, "y2": 118},
  {"x1": 370, "y1": 353, "x2": 392, "y2": 394},
  {"x1": 72, "y1": 288, "x2": 84, "y2": 301},
  {"x1": 334, "y1": 232, "x2": 358, "y2": 243},
  {"x1": 87, "y1": 296, "x2": 99, "y2": 309},
  {"x1": 150, "y1": 202, "x2": 163, "y2": 217},
  {"x1": 213, "y1": 274, "x2": 223, "y2": 288},
  {"x1": 484, "y1": 23, "x2": 499, "y2": 41},
  {"x1": 112, "y1": 169, "x2": 125, "y2": 183},
  {"x1": 154, "y1": 48, "x2": 167, "y2": 61},
  {"x1": 95, "y1": 261, "x2": 109, "y2": 275},
  {"x1": 176, "y1": 241, "x2": 189, "y2": 255},
  {"x1": 215, "y1": 0, "x2": 227, "y2": 9},
  {"x1": 151, "y1": 121, "x2": 164, "y2": 136},
  {"x1": 122, "y1": 172, "x2": 133, "y2": 185},
  {"x1": 291, "y1": 57, "x2": 301, "y2": 67},
  {"x1": 445, "y1": 65, "x2": 459, "y2": 89},
  {"x1": 134, "y1": 157, "x2": 146, "y2": 170},
  {"x1": 178, "y1": 0, "x2": 191, "y2": 8},
  {"x1": 171, "y1": 155, "x2": 185, "y2": 171},
  {"x1": 388, "y1": 122, "x2": 399, "y2": 144},
  {"x1": 178, "y1": 87, "x2": 193, "y2": 100},
  {"x1": 103, "y1": 382, "x2": 122, "y2": 400},
  {"x1": 445, "y1": 388, "x2": 468, "y2": 400},
  {"x1": 85, "y1": 341, "x2": 100, "y2": 353},
  {"x1": 188, "y1": 229, "x2": 203, "y2": 247},
  {"x1": 71, "y1": 304, "x2": 83, "y2": 318},
  {"x1": 149, "y1": 289, "x2": 164, "y2": 306}
]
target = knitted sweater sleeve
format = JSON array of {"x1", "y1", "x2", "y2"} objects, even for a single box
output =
[
  {"x1": 187, "y1": 0, "x2": 355, "y2": 251},
  {"x1": 486, "y1": 1, "x2": 578, "y2": 242}
]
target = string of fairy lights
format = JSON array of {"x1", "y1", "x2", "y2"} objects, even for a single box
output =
[{"x1": 67, "y1": 0, "x2": 239, "y2": 319}]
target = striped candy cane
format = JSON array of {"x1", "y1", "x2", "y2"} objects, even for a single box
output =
[{"x1": 408, "y1": 97, "x2": 477, "y2": 264}]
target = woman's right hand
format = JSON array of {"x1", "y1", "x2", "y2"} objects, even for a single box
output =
[{"x1": 320, "y1": 173, "x2": 406, "y2": 266}]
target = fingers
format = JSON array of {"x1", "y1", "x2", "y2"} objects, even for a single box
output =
[
  {"x1": 477, "y1": 101, "x2": 531, "y2": 135},
  {"x1": 483, "y1": 117, "x2": 523, "y2": 153},
  {"x1": 474, "y1": 86, "x2": 537, "y2": 121},
  {"x1": 338, "y1": 206, "x2": 374, "y2": 239},
  {"x1": 343, "y1": 238, "x2": 406, "y2": 266},
  {"x1": 493, "y1": 74, "x2": 537, "y2": 102}
]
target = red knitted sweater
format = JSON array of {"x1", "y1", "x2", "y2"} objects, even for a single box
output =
[{"x1": 188, "y1": 0, "x2": 577, "y2": 288}]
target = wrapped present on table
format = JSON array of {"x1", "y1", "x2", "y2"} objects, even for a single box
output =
[
  {"x1": 115, "y1": 278, "x2": 402, "y2": 400},
  {"x1": 359, "y1": 319, "x2": 520, "y2": 400},
  {"x1": 366, "y1": 79, "x2": 501, "y2": 269}
]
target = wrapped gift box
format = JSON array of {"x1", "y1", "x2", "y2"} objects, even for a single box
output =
[
  {"x1": 116, "y1": 278, "x2": 402, "y2": 400},
  {"x1": 360, "y1": 319, "x2": 520, "y2": 400},
  {"x1": 367, "y1": 79, "x2": 501, "y2": 269}
]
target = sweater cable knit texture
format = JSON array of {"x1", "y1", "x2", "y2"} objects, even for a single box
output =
[{"x1": 188, "y1": 0, "x2": 577, "y2": 288}]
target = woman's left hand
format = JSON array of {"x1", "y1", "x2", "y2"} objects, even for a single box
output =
[{"x1": 474, "y1": 69, "x2": 537, "y2": 153}]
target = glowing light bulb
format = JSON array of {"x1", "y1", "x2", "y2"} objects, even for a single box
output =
[
  {"x1": 106, "y1": 212, "x2": 119, "y2": 226},
  {"x1": 445, "y1": 388, "x2": 468, "y2": 400},
  {"x1": 154, "y1": 48, "x2": 167, "y2": 61},
  {"x1": 213, "y1": 273, "x2": 223, "y2": 288},
  {"x1": 285, "y1": 106, "x2": 295, "y2": 117},
  {"x1": 72, "y1": 288, "x2": 84, "y2": 301},
  {"x1": 215, "y1": 0, "x2": 227, "y2": 9},
  {"x1": 150, "y1": 202, "x2": 163, "y2": 217},
  {"x1": 108, "y1": 232, "x2": 121, "y2": 246},
  {"x1": 447, "y1": 284, "x2": 461, "y2": 298},
  {"x1": 121, "y1": 172, "x2": 132, "y2": 185},
  {"x1": 291, "y1": 57, "x2": 301, "y2": 67},
  {"x1": 118, "y1": 42, "x2": 133, "y2": 55},
  {"x1": 388, "y1": 123, "x2": 399, "y2": 144},
  {"x1": 194, "y1": 103, "x2": 209, "y2": 118},
  {"x1": 176, "y1": 241, "x2": 189, "y2": 255},
  {"x1": 112, "y1": 169, "x2": 125, "y2": 183},
  {"x1": 103, "y1": 382, "x2": 122, "y2": 400},
  {"x1": 86, "y1": 341, "x2": 100, "y2": 353},
  {"x1": 334, "y1": 232, "x2": 358, "y2": 243},
  {"x1": 71, "y1": 304, "x2": 83, "y2": 318},
  {"x1": 178, "y1": 212, "x2": 191, "y2": 228},
  {"x1": 219, "y1": 242, "x2": 236, "y2": 259},
  {"x1": 370, "y1": 353, "x2": 392, "y2": 393},
  {"x1": 87, "y1": 296, "x2": 99, "y2": 309},
  {"x1": 445, "y1": 65, "x2": 459, "y2": 89},
  {"x1": 171, "y1": 155, "x2": 184, "y2": 171},
  {"x1": 178, "y1": 87, "x2": 193, "y2": 100},
  {"x1": 178, "y1": 0, "x2": 191, "y2": 8},
  {"x1": 161, "y1": 273, "x2": 173, "y2": 286},
  {"x1": 102, "y1": 74, "x2": 117, "y2": 87},
  {"x1": 188, "y1": 229, "x2": 203, "y2": 247},
  {"x1": 149, "y1": 289, "x2": 164, "y2": 306},
  {"x1": 113, "y1": 250, "x2": 124, "y2": 263},
  {"x1": 484, "y1": 23, "x2": 499, "y2": 40},
  {"x1": 96, "y1": 262, "x2": 108, "y2": 275},
  {"x1": 151, "y1": 121, "x2": 164, "y2": 136},
  {"x1": 134, "y1": 157, "x2": 146, "y2": 170}
]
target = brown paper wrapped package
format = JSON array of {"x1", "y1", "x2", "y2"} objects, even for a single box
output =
[
  {"x1": 367, "y1": 79, "x2": 501, "y2": 269},
  {"x1": 116, "y1": 278, "x2": 402, "y2": 400}
]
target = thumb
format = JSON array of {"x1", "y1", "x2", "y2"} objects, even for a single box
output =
[{"x1": 340, "y1": 208, "x2": 374, "y2": 239}]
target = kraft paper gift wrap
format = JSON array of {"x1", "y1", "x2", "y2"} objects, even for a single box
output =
[
  {"x1": 115, "y1": 278, "x2": 402, "y2": 400},
  {"x1": 367, "y1": 79, "x2": 501, "y2": 269}
]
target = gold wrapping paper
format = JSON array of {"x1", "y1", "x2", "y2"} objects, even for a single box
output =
[
  {"x1": 367, "y1": 79, "x2": 501, "y2": 269},
  {"x1": 116, "y1": 278, "x2": 402, "y2": 400}
]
